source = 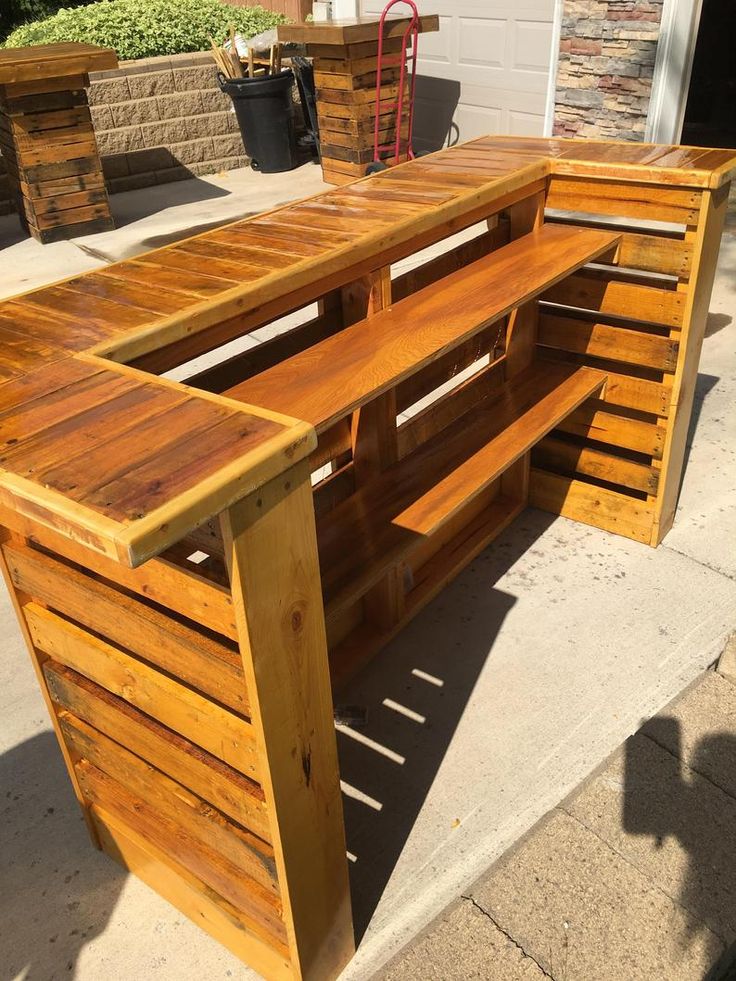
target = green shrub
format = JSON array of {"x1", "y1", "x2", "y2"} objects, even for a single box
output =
[
  {"x1": 3, "y1": 0, "x2": 286, "y2": 60},
  {"x1": 1, "y1": 0, "x2": 94, "y2": 43}
]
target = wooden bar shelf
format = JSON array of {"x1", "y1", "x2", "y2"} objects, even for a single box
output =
[{"x1": 1, "y1": 136, "x2": 735, "y2": 980}]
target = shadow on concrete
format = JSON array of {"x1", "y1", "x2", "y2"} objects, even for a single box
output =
[
  {"x1": 108, "y1": 172, "x2": 231, "y2": 230},
  {"x1": 624, "y1": 718, "x2": 736, "y2": 980},
  {"x1": 413, "y1": 76, "x2": 461, "y2": 154},
  {"x1": 0, "y1": 213, "x2": 31, "y2": 251},
  {"x1": 337, "y1": 511, "x2": 558, "y2": 941},
  {"x1": 678, "y1": 370, "x2": 720, "y2": 502},
  {"x1": 0, "y1": 730, "x2": 126, "y2": 980},
  {"x1": 705, "y1": 312, "x2": 733, "y2": 338}
]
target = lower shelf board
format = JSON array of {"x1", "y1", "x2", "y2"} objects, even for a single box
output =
[{"x1": 319, "y1": 361, "x2": 607, "y2": 623}]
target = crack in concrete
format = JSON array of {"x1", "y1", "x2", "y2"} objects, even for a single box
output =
[
  {"x1": 660, "y1": 541, "x2": 736, "y2": 584},
  {"x1": 461, "y1": 894, "x2": 556, "y2": 979}
]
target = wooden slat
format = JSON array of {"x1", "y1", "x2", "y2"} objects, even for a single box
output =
[
  {"x1": 43, "y1": 661, "x2": 269, "y2": 838},
  {"x1": 77, "y1": 762, "x2": 286, "y2": 945},
  {"x1": 554, "y1": 401, "x2": 666, "y2": 458},
  {"x1": 540, "y1": 351, "x2": 672, "y2": 417},
  {"x1": 547, "y1": 219, "x2": 693, "y2": 278},
  {"x1": 27, "y1": 602, "x2": 259, "y2": 777},
  {"x1": 542, "y1": 270, "x2": 685, "y2": 327},
  {"x1": 534, "y1": 435, "x2": 659, "y2": 495},
  {"x1": 93, "y1": 810, "x2": 292, "y2": 981},
  {"x1": 60, "y1": 712, "x2": 277, "y2": 895},
  {"x1": 3, "y1": 540, "x2": 246, "y2": 713},
  {"x1": 547, "y1": 175, "x2": 701, "y2": 225},
  {"x1": 529, "y1": 468, "x2": 654, "y2": 543},
  {"x1": 539, "y1": 313, "x2": 678, "y2": 372}
]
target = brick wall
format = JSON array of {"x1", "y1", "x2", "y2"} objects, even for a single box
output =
[
  {"x1": 554, "y1": 1, "x2": 665, "y2": 141},
  {"x1": 0, "y1": 51, "x2": 248, "y2": 216}
]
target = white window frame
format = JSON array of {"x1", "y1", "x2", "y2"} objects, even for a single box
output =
[{"x1": 645, "y1": 0, "x2": 703, "y2": 144}]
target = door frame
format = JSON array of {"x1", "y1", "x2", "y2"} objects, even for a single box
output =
[
  {"x1": 543, "y1": 0, "x2": 564, "y2": 137},
  {"x1": 645, "y1": 0, "x2": 703, "y2": 144}
]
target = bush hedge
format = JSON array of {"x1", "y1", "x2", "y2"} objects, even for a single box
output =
[
  {"x1": 1, "y1": 0, "x2": 94, "y2": 43},
  {"x1": 3, "y1": 0, "x2": 286, "y2": 60}
]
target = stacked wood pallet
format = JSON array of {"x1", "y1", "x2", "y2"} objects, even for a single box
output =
[
  {"x1": 0, "y1": 44, "x2": 117, "y2": 243},
  {"x1": 0, "y1": 137, "x2": 734, "y2": 981},
  {"x1": 278, "y1": 15, "x2": 439, "y2": 185}
]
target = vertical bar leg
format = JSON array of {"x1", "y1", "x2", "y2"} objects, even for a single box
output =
[
  {"x1": 220, "y1": 464, "x2": 353, "y2": 981},
  {"x1": 341, "y1": 267, "x2": 404, "y2": 628},
  {"x1": 650, "y1": 182, "x2": 730, "y2": 545},
  {"x1": 501, "y1": 190, "x2": 545, "y2": 503}
]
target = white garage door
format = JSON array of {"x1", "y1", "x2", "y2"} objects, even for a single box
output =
[{"x1": 359, "y1": 0, "x2": 556, "y2": 150}]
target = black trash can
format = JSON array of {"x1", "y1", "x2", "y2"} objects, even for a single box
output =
[{"x1": 218, "y1": 69, "x2": 297, "y2": 173}]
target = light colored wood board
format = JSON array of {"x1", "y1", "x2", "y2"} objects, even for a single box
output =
[
  {"x1": 227, "y1": 224, "x2": 620, "y2": 432},
  {"x1": 3, "y1": 539, "x2": 246, "y2": 712},
  {"x1": 546, "y1": 175, "x2": 701, "y2": 224},
  {"x1": 92, "y1": 809, "x2": 293, "y2": 981},
  {"x1": 0, "y1": 503, "x2": 238, "y2": 638},
  {"x1": 529, "y1": 468, "x2": 654, "y2": 543},
  {"x1": 0, "y1": 528, "x2": 100, "y2": 844},
  {"x1": 78, "y1": 762, "x2": 286, "y2": 944},
  {"x1": 0, "y1": 43, "x2": 117, "y2": 85},
  {"x1": 538, "y1": 313, "x2": 678, "y2": 372},
  {"x1": 60, "y1": 711, "x2": 278, "y2": 895},
  {"x1": 44, "y1": 662, "x2": 270, "y2": 839},
  {"x1": 554, "y1": 401, "x2": 666, "y2": 458},
  {"x1": 27, "y1": 603, "x2": 258, "y2": 777},
  {"x1": 533, "y1": 435, "x2": 659, "y2": 495},
  {"x1": 539, "y1": 351, "x2": 672, "y2": 417},
  {"x1": 541, "y1": 271, "x2": 685, "y2": 327},
  {"x1": 546, "y1": 221, "x2": 693, "y2": 278},
  {"x1": 278, "y1": 15, "x2": 439, "y2": 46},
  {"x1": 221, "y1": 467, "x2": 354, "y2": 981}
]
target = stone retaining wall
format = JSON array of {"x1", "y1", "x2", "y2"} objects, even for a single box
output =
[
  {"x1": 553, "y1": 0, "x2": 665, "y2": 140},
  {"x1": 0, "y1": 50, "x2": 248, "y2": 217}
]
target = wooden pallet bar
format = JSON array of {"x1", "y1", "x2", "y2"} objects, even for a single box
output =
[
  {"x1": 1, "y1": 136, "x2": 734, "y2": 979},
  {"x1": 0, "y1": 43, "x2": 117, "y2": 243}
]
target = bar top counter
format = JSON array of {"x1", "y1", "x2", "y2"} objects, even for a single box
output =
[{"x1": 0, "y1": 136, "x2": 734, "y2": 569}]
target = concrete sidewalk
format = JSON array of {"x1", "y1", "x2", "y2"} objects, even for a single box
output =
[
  {"x1": 380, "y1": 661, "x2": 736, "y2": 981},
  {"x1": 1, "y1": 166, "x2": 735, "y2": 981}
]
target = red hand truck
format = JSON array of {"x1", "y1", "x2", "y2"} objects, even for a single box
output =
[{"x1": 367, "y1": 0, "x2": 420, "y2": 175}]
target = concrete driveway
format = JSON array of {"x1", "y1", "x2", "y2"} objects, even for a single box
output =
[{"x1": 1, "y1": 166, "x2": 735, "y2": 981}]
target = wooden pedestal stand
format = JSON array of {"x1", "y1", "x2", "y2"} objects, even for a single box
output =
[
  {"x1": 278, "y1": 16, "x2": 438, "y2": 185},
  {"x1": 0, "y1": 43, "x2": 117, "y2": 243}
]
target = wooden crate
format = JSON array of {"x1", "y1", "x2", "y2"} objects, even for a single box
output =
[{"x1": 0, "y1": 136, "x2": 734, "y2": 980}]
